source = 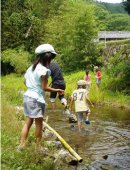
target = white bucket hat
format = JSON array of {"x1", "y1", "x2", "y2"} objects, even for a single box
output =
[
  {"x1": 77, "y1": 80, "x2": 86, "y2": 86},
  {"x1": 35, "y1": 44, "x2": 57, "y2": 55},
  {"x1": 94, "y1": 66, "x2": 98, "y2": 70}
]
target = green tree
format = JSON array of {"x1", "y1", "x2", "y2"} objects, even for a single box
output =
[
  {"x1": 2, "y1": 47, "x2": 31, "y2": 74},
  {"x1": 94, "y1": 5, "x2": 109, "y2": 30},
  {"x1": 106, "y1": 14, "x2": 130, "y2": 31},
  {"x1": 1, "y1": 0, "x2": 64, "y2": 51},
  {"x1": 106, "y1": 47, "x2": 130, "y2": 92},
  {"x1": 71, "y1": 5, "x2": 97, "y2": 70},
  {"x1": 123, "y1": 0, "x2": 130, "y2": 14},
  {"x1": 2, "y1": 0, "x2": 100, "y2": 73},
  {"x1": 100, "y1": 2, "x2": 126, "y2": 14},
  {"x1": 93, "y1": 2, "x2": 130, "y2": 31},
  {"x1": 45, "y1": 1, "x2": 97, "y2": 71},
  {"x1": 1, "y1": 0, "x2": 33, "y2": 50}
]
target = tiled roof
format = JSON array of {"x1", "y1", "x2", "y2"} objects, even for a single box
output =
[{"x1": 98, "y1": 31, "x2": 130, "y2": 39}]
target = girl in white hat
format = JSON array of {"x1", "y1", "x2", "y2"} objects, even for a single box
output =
[{"x1": 17, "y1": 44, "x2": 64, "y2": 152}]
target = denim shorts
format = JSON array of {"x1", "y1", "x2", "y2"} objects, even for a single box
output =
[
  {"x1": 96, "y1": 79, "x2": 101, "y2": 85},
  {"x1": 23, "y1": 96, "x2": 45, "y2": 118}
]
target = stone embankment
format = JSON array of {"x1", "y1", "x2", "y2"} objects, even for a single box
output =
[{"x1": 100, "y1": 41, "x2": 130, "y2": 67}]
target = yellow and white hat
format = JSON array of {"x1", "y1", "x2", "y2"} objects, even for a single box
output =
[{"x1": 77, "y1": 80, "x2": 86, "y2": 86}]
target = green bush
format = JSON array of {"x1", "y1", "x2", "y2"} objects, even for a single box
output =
[
  {"x1": 1, "y1": 95, "x2": 61, "y2": 170},
  {"x1": 2, "y1": 71, "x2": 130, "y2": 108},
  {"x1": 2, "y1": 47, "x2": 31, "y2": 74},
  {"x1": 45, "y1": 1, "x2": 97, "y2": 71},
  {"x1": 1, "y1": 74, "x2": 26, "y2": 105},
  {"x1": 107, "y1": 51, "x2": 130, "y2": 92}
]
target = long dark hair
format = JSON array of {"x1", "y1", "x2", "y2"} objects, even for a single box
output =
[
  {"x1": 86, "y1": 69, "x2": 89, "y2": 75},
  {"x1": 32, "y1": 52, "x2": 56, "y2": 71}
]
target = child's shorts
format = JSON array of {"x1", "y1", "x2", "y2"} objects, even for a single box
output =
[
  {"x1": 77, "y1": 109, "x2": 90, "y2": 123},
  {"x1": 96, "y1": 79, "x2": 101, "y2": 85},
  {"x1": 50, "y1": 83, "x2": 66, "y2": 102},
  {"x1": 23, "y1": 96, "x2": 45, "y2": 118}
]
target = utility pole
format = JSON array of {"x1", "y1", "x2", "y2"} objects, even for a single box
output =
[{"x1": 105, "y1": 30, "x2": 107, "y2": 48}]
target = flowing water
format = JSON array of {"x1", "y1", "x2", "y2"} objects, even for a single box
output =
[{"x1": 46, "y1": 106, "x2": 130, "y2": 170}]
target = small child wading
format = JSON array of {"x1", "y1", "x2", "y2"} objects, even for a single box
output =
[
  {"x1": 95, "y1": 66, "x2": 102, "y2": 87},
  {"x1": 84, "y1": 69, "x2": 91, "y2": 90},
  {"x1": 70, "y1": 80, "x2": 94, "y2": 132}
]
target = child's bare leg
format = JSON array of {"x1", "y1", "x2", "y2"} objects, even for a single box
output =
[
  {"x1": 19, "y1": 117, "x2": 33, "y2": 147},
  {"x1": 35, "y1": 118, "x2": 43, "y2": 149},
  {"x1": 86, "y1": 112, "x2": 90, "y2": 120},
  {"x1": 78, "y1": 112, "x2": 83, "y2": 131},
  {"x1": 51, "y1": 102, "x2": 56, "y2": 111},
  {"x1": 78, "y1": 121, "x2": 82, "y2": 132},
  {"x1": 50, "y1": 97, "x2": 56, "y2": 111}
]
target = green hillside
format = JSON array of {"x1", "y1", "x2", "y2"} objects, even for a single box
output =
[
  {"x1": 93, "y1": 1, "x2": 130, "y2": 31},
  {"x1": 98, "y1": 2, "x2": 127, "y2": 14}
]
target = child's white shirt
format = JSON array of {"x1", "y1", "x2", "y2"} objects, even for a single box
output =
[
  {"x1": 71, "y1": 88, "x2": 89, "y2": 112},
  {"x1": 24, "y1": 63, "x2": 51, "y2": 103}
]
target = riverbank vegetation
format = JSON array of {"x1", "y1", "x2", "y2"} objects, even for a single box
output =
[
  {"x1": 2, "y1": 105, "x2": 60, "y2": 170},
  {"x1": 2, "y1": 69, "x2": 130, "y2": 108}
]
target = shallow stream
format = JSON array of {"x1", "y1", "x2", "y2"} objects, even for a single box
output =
[{"x1": 46, "y1": 106, "x2": 130, "y2": 170}]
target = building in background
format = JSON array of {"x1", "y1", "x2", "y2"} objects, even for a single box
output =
[{"x1": 98, "y1": 31, "x2": 130, "y2": 41}]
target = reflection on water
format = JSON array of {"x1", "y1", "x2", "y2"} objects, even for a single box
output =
[{"x1": 46, "y1": 106, "x2": 130, "y2": 169}]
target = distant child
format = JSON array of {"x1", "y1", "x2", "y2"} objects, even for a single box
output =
[
  {"x1": 95, "y1": 66, "x2": 102, "y2": 87},
  {"x1": 69, "y1": 80, "x2": 94, "y2": 132},
  {"x1": 84, "y1": 69, "x2": 91, "y2": 90}
]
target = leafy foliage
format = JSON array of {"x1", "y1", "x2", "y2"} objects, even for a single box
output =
[
  {"x1": 45, "y1": 1, "x2": 98, "y2": 71},
  {"x1": 2, "y1": 47, "x2": 31, "y2": 74},
  {"x1": 99, "y1": 2, "x2": 126, "y2": 14},
  {"x1": 106, "y1": 14, "x2": 130, "y2": 31},
  {"x1": 2, "y1": 0, "x2": 33, "y2": 50},
  {"x1": 94, "y1": 5, "x2": 109, "y2": 30},
  {"x1": 1, "y1": 0, "x2": 100, "y2": 72},
  {"x1": 123, "y1": 0, "x2": 130, "y2": 14},
  {"x1": 1, "y1": 0, "x2": 65, "y2": 52},
  {"x1": 1, "y1": 103, "x2": 61, "y2": 170},
  {"x1": 105, "y1": 48, "x2": 130, "y2": 93},
  {"x1": 94, "y1": 4, "x2": 130, "y2": 31}
]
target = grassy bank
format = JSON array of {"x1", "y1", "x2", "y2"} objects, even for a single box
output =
[
  {"x1": 1, "y1": 74, "x2": 62, "y2": 170},
  {"x1": 2, "y1": 72, "x2": 130, "y2": 107},
  {"x1": 1, "y1": 101, "x2": 61, "y2": 170},
  {"x1": 64, "y1": 71, "x2": 130, "y2": 107}
]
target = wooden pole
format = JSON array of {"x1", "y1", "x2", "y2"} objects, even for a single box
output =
[
  {"x1": 43, "y1": 122, "x2": 83, "y2": 163},
  {"x1": 25, "y1": 24, "x2": 32, "y2": 38}
]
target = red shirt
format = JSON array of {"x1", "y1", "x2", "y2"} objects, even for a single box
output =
[{"x1": 96, "y1": 71, "x2": 101, "y2": 80}]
